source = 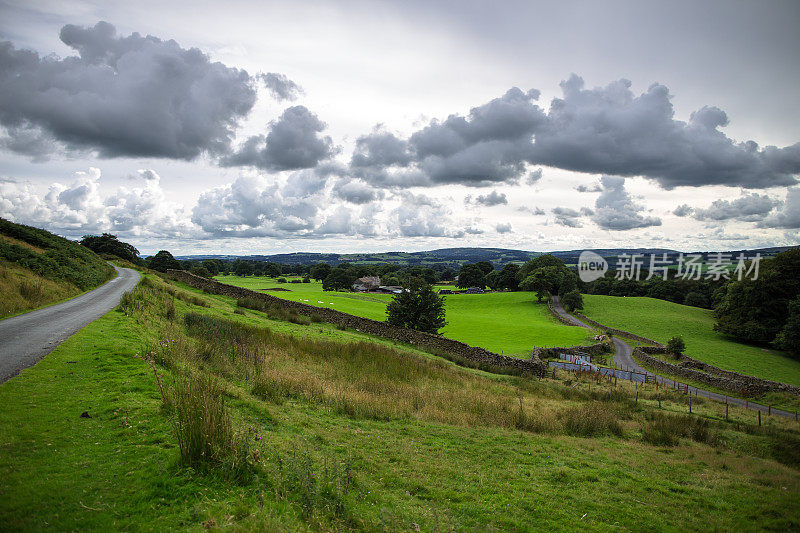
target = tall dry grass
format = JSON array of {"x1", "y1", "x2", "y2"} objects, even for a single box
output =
[{"x1": 179, "y1": 312, "x2": 620, "y2": 435}]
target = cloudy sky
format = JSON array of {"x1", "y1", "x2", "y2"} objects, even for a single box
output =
[{"x1": 1, "y1": 0, "x2": 798, "y2": 256}]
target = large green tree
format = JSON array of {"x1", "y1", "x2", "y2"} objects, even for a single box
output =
[
  {"x1": 518, "y1": 254, "x2": 578, "y2": 301},
  {"x1": 456, "y1": 263, "x2": 486, "y2": 288},
  {"x1": 147, "y1": 250, "x2": 180, "y2": 272},
  {"x1": 80, "y1": 233, "x2": 140, "y2": 263},
  {"x1": 322, "y1": 268, "x2": 356, "y2": 291},
  {"x1": 774, "y1": 296, "x2": 800, "y2": 358},
  {"x1": 386, "y1": 278, "x2": 447, "y2": 334}
]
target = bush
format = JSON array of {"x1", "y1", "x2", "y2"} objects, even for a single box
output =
[
  {"x1": 666, "y1": 336, "x2": 685, "y2": 359},
  {"x1": 277, "y1": 277, "x2": 287, "y2": 283},
  {"x1": 560, "y1": 289, "x2": 584, "y2": 312}
]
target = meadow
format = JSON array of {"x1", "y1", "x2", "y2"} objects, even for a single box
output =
[
  {"x1": 216, "y1": 275, "x2": 590, "y2": 356},
  {"x1": 582, "y1": 294, "x2": 800, "y2": 387},
  {"x1": 1, "y1": 271, "x2": 799, "y2": 530}
]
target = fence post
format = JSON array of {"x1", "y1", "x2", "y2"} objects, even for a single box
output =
[
  {"x1": 768, "y1": 405, "x2": 771, "y2": 416},
  {"x1": 658, "y1": 395, "x2": 661, "y2": 409},
  {"x1": 689, "y1": 395, "x2": 692, "y2": 414},
  {"x1": 725, "y1": 398, "x2": 729, "y2": 421},
  {"x1": 758, "y1": 410, "x2": 761, "y2": 427},
  {"x1": 635, "y1": 390, "x2": 638, "y2": 405}
]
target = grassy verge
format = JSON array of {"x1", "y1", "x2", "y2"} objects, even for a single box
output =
[
  {"x1": 582, "y1": 294, "x2": 800, "y2": 387},
  {"x1": 0, "y1": 274, "x2": 798, "y2": 530}
]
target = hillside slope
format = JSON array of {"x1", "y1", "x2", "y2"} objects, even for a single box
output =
[{"x1": 0, "y1": 218, "x2": 115, "y2": 318}]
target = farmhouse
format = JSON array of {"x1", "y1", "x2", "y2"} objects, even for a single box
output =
[{"x1": 353, "y1": 276, "x2": 381, "y2": 292}]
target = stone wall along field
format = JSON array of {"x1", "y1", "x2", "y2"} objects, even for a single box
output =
[{"x1": 165, "y1": 270, "x2": 548, "y2": 377}]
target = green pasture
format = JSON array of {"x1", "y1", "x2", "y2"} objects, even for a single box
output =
[
  {"x1": 582, "y1": 294, "x2": 800, "y2": 387},
  {"x1": 215, "y1": 275, "x2": 591, "y2": 355}
]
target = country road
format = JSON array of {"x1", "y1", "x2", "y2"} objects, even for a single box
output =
[
  {"x1": 550, "y1": 295, "x2": 797, "y2": 419},
  {"x1": 0, "y1": 266, "x2": 140, "y2": 384}
]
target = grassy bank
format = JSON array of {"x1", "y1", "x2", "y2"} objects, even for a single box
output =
[
  {"x1": 0, "y1": 218, "x2": 115, "y2": 318},
  {"x1": 582, "y1": 294, "x2": 800, "y2": 387},
  {"x1": 216, "y1": 275, "x2": 591, "y2": 355},
  {"x1": 1, "y1": 273, "x2": 799, "y2": 530}
]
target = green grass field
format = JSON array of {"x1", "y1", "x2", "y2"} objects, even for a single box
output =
[
  {"x1": 216, "y1": 275, "x2": 590, "y2": 355},
  {"x1": 582, "y1": 294, "x2": 800, "y2": 387},
  {"x1": 1, "y1": 273, "x2": 799, "y2": 530}
]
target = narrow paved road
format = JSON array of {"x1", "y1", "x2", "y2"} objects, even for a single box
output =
[
  {"x1": 0, "y1": 266, "x2": 140, "y2": 384},
  {"x1": 551, "y1": 295, "x2": 797, "y2": 420}
]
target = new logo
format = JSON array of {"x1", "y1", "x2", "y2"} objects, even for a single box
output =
[{"x1": 578, "y1": 250, "x2": 608, "y2": 282}]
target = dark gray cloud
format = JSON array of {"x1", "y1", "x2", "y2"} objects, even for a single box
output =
[
  {"x1": 591, "y1": 176, "x2": 662, "y2": 230},
  {"x1": 220, "y1": 106, "x2": 335, "y2": 170},
  {"x1": 351, "y1": 130, "x2": 412, "y2": 168},
  {"x1": 0, "y1": 22, "x2": 257, "y2": 160},
  {"x1": 345, "y1": 75, "x2": 800, "y2": 190},
  {"x1": 673, "y1": 204, "x2": 693, "y2": 217},
  {"x1": 495, "y1": 222, "x2": 512, "y2": 233},
  {"x1": 529, "y1": 76, "x2": 800, "y2": 189},
  {"x1": 758, "y1": 188, "x2": 800, "y2": 229},
  {"x1": 692, "y1": 193, "x2": 778, "y2": 221},
  {"x1": 468, "y1": 190, "x2": 507, "y2": 206},
  {"x1": 259, "y1": 72, "x2": 303, "y2": 102},
  {"x1": 518, "y1": 205, "x2": 546, "y2": 216}
]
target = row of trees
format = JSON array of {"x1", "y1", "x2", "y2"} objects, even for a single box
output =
[{"x1": 713, "y1": 248, "x2": 799, "y2": 357}]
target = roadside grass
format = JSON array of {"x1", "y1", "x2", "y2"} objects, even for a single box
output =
[
  {"x1": 0, "y1": 261, "x2": 82, "y2": 318},
  {"x1": 582, "y1": 294, "x2": 800, "y2": 387},
  {"x1": 216, "y1": 275, "x2": 591, "y2": 355},
  {"x1": 1, "y1": 274, "x2": 799, "y2": 530}
]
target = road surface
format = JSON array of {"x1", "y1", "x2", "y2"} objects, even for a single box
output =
[
  {"x1": 550, "y1": 295, "x2": 797, "y2": 419},
  {"x1": 0, "y1": 266, "x2": 140, "y2": 384}
]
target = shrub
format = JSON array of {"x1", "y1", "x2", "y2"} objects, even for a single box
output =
[
  {"x1": 277, "y1": 277, "x2": 287, "y2": 283},
  {"x1": 666, "y1": 336, "x2": 685, "y2": 359},
  {"x1": 560, "y1": 289, "x2": 584, "y2": 312}
]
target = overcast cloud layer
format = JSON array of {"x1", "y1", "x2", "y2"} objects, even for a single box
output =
[{"x1": 0, "y1": 7, "x2": 798, "y2": 254}]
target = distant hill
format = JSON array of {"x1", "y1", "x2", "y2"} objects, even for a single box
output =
[
  {"x1": 0, "y1": 218, "x2": 115, "y2": 318},
  {"x1": 177, "y1": 245, "x2": 796, "y2": 268}
]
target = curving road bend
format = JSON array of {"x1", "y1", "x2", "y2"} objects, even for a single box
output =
[
  {"x1": 0, "y1": 266, "x2": 140, "y2": 384},
  {"x1": 550, "y1": 295, "x2": 796, "y2": 419}
]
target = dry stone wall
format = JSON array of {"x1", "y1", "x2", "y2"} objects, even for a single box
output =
[
  {"x1": 166, "y1": 270, "x2": 548, "y2": 377},
  {"x1": 632, "y1": 347, "x2": 800, "y2": 396}
]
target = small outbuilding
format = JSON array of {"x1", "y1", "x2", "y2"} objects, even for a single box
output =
[{"x1": 353, "y1": 276, "x2": 381, "y2": 292}]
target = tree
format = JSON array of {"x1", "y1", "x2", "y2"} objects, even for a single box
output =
[
  {"x1": 386, "y1": 278, "x2": 446, "y2": 334},
  {"x1": 233, "y1": 259, "x2": 254, "y2": 277},
  {"x1": 560, "y1": 290, "x2": 584, "y2": 312},
  {"x1": 80, "y1": 233, "x2": 140, "y2": 263},
  {"x1": 683, "y1": 291, "x2": 709, "y2": 308},
  {"x1": 496, "y1": 263, "x2": 520, "y2": 291},
  {"x1": 475, "y1": 261, "x2": 494, "y2": 275},
  {"x1": 322, "y1": 268, "x2": 356, "y2": 291},
  {"x1": 310, "y1": 263, "x2": 332, "y2": 281},
  {"x1": 457, "y1": 263, "x2": 485, "y2": 288},
  {"x1": 714, "y1": 249, "x2": 800, "y2": 344},
  {"x1": 147, "y1": 250, "x2": 180, "y2": 272},
  {"x1": 264, "y1": 262, "x2": 282, "y2": 277},
  {"x1": 666, "y1": 336, "x2": 685, "y2": 359},
  {"x1": 201, "y1": 259, "x2": 221, "y2": 276},
  {"x1": 440, "y1": 268, "x2": 455, "y2": 281},
  {"x1": 190, "y1": 266, "x2": 213, "y2": 278},
  {"x1": 774, "y1": 296, "x2": 800, "y2": 358}
]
